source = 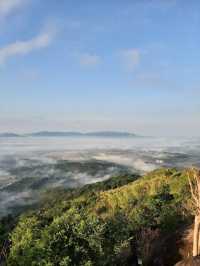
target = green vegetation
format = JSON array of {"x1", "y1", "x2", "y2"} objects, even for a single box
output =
[{"x1": 1, "y1": 169, "x2": 193, "y2": 265}]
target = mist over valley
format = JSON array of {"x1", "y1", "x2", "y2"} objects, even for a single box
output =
[{"x1": 0, "y1": 136, "x2": 200, "y2": 217}]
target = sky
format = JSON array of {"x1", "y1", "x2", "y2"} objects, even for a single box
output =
[{"x1": 0, "y1": 0, "x2": 200, "y2": 136}]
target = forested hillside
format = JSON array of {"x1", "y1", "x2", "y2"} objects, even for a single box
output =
[{"x1": 0, "y1": 169, "x2": 194, "y2": 265}]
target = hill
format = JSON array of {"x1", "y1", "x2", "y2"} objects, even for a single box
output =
[
  {"x1": 0, "y1": 133, "x2": 20, "y2": 138},
  {"x1": 27, "y1": 131, "x2": 140, "y2": 138},
  {"x1": 0, "y1": 168, "x2": 194, "y2": 265},
  {"x1": 0, "y1": 131, "x2": 141, "y2": 138}
]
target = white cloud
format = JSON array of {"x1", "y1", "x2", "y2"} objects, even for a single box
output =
[
  {"x1": 121, "y1": 48, "x2": 141, "y2": 71},
  {"x1": 79, "y1": 53, "x2": 101, "y2": 67},
  {"x1": 0, "y1": 0, "x2": 26, "y2": 18},
  {"x1": 0, "y1": 31, "x2": 54, "y2": 64}
]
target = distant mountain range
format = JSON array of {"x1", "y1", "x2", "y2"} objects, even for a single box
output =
[
  {"x1": 0, "y1": 133, "x2": 21, "y2": 138},
  {"x1": 0, "y1": 131, "x2": 142, "y2": 138}
]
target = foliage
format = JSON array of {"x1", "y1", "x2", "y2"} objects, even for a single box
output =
[
  {"x1": 5, "y1": 168, "x2": 193, "y2": 265},
  {"x1": 0, "y1": 215, "x2": 15, "y2": 247}
]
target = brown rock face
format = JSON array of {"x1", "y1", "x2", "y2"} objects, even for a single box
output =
[
  {"x1": 175, "y1": 256, "x2": 200, "y2": 266},
  {"x1": 145, "y1": 225, "x2": 193, "y2": 266}
]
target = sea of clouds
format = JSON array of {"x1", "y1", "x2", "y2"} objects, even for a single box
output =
[{"x1": 0, "y1": 136, "x2": 200, "y2": 217}]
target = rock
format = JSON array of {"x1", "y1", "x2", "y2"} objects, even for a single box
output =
[{"x1": 175, "y1": 256, "x2": 200, "y2": 266}]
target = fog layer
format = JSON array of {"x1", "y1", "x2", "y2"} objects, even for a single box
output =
[{"x1": 0, "y1": 136, "x2": 200, "y2": 217}]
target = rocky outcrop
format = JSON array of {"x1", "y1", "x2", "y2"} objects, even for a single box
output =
[{"x1": 175, "y1": 256, "x2": 200, "y2": 266}]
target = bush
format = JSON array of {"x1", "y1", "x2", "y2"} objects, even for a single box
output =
[{"x1": 7, "y1": 169, "x2": 191, "y2": 265}]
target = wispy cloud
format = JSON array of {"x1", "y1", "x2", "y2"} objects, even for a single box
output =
[
  {"x1": 79, "y1": 53, "x2": 101, "y2": 67},
  {"x1": 0, "y1": 30, "x2": 55, "y2": 64},
  {"x1": 120, "y1": 48, "x2": 141, "y2": 71},
  {"x1": 0, "y1": 0, "x2": 26, "y2": 18}
]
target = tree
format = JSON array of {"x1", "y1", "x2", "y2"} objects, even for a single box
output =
[{"x1": 188, "y1": 168, "x2": 200, "y2": 257}]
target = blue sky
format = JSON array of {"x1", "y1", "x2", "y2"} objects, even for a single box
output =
[{"x1": 0, "y1": 0, "x2": 200, "y2": 136}]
